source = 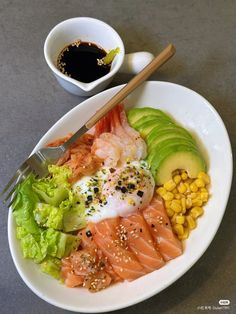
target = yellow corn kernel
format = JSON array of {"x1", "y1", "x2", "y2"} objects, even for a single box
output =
[
  {"x1": 200, "y1": 191, "x2": 209, "y2": 202},
  {"x1": 172, "y1": 188, "x2": 178, "y2": 194},
  {"x1": 186, "y1": 197, "x2": 192, "y2": 209},
  {"x1": 184, "y1": 182, "x2": 190, "y2": 193},
  {"x1": 190, "y1": 182, "x2": 198, "y2": 192},
  {"x1": 181, "y1": 197, "x2": 186, "y2": 213},
  {"x1": 198, "y1": 172, "x2": 210, "y2": 184},
  {"x1": 186, "y1": 215, "x2": 197, "y2": 229},
  {"x1": 165, "y1": 200, "x2": 172, "y2": 208},
  {"x1": 163, "y1": 180, "x2": 176, "y2": 191},
  {"x1": 177, "y1": 182, "x2": 187, "y2": 194},
  {"x1": 189, "y1": 192, "x2": 197, "y2": 199},
  {"x1": 166, "y1": 208, "x2": 174, "y2": 217},
  {"x1": 170, "y1": 200, "x2": 182, "y2": 213},
  {"x1": 181, "y1": 171, "x2": 188, "y2": 180},
  {"x1": 178, "y1": 228, "x2": 189, "y2": 240},
  {"x1": 190, "y1": 206, "x2": 204, "y2": 219},
  {"x1": 173, "y1": 175, "x2": 181, "y2": 185},
  {"x1": 175, "y1": 193, "x2": 182, "y2": 200},
  {"x1": 171, "y1": 213, "x2": 177, "y2": 224},
  {"x1": 194, "y1": 178, "x2": 205, "y2": 188},
  {"x1": 175, "y1": 215, "x2": 185, "y2": 224},
  {"x1": 162, "y1": 191, "x2": 174, "y2": 201},
  {"x1": 192, "y1": 198, "x2": 203, "y2": 206},
  {"x1": 173, "y1": 224, "x2": 184, "y2": 236},
  {"x1": 200, "y1": 187, "x2": 208, "y2": 193},
  {"x1": 156, "y1": 187, "x2": 167, "y2": 197}
]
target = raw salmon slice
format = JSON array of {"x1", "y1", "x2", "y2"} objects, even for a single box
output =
[
  {"x1": 79, "y1": 225, "x2": 121, "y2": 283},
  {"x1": 93, "y1": 217, "x2": 146, "y2": 281},
  {"x1": 142, "y1": 196, "x2": 183, "y2": 261},
  {"x1": 121, "y1": 213, "x2": 165, "y2": 272}
]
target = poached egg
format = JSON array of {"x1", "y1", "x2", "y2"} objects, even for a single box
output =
[{"x1": 73, "y1": 161, "x2": 155, "y2": 223}]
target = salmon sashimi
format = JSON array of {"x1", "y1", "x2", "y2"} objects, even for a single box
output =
[
  {"x1": 61, "y1": 245, "x2": 113, "y2": 292},
  {"x1": 142, "y1": 195, "x2": 183, "y2": 261},
  {"x1": 93, "y1": 217, "x2": 146, "y2": 281},
  {"x1": 120, "y1": 213, "x2": 165, "y2": 272},
  {"x1": 79, "y1": 225, "x2": 122, "y2": 283},
  {"x1": 92, "y1": 104, "x2": 147, "y2": 167}
]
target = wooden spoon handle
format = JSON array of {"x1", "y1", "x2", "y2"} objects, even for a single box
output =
[{"x1": 85, "y1": 43, "x2": 176, "y2": 129}]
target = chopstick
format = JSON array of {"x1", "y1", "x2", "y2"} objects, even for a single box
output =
[{"x1": 86, "y1": 44, "x2": 176, "y2": 129}]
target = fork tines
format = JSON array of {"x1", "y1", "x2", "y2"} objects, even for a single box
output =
[{"x1": 1, "y1": 162, "x2": 32, "y2": 207}]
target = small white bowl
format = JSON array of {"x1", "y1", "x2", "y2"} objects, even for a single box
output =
[
  {"x1": 44, "y1": 17, "x2": 154, "y2": 96},
  {"x1": 8, "y1": 81, "x2": 233, "y2": 313}
]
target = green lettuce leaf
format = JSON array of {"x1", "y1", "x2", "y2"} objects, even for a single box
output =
[
  {"x1": 12, "y1": 173, "x2": 81, "y2": 265},
  {"x1": 32, "y1": 165, "x2": 71, "y2": 206},
  {"x1": 34, "y1": 203, "x2": 63, "y2": 230},
  {"x1": 17, "y1": 228, "x2": 46, "y2": 263},
  {"x1": 13, "y1": 175, "x2": 40, "y2": 234},
  {"x1": 60, "y1": 190, "x2": 86, "y2": 232},
  {"x1": 40, "y1": 257, "x2": 61, "y2": 280}
]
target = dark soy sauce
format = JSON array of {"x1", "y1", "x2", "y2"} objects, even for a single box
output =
[{"x1": 57, "y1": 41, "x2": 111, "y2": 83}]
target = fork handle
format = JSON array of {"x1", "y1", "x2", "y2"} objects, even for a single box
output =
[{"x1": 85, "y1": 44, "x2": 176, "y2": 129}]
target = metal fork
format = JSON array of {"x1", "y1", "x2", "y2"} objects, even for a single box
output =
[
  {"x1": 1, "y1": 125, "x2": 87, "y2": 205},
  {"x1": 1, "y1": 44, "x2": 176, "y2": 206}
]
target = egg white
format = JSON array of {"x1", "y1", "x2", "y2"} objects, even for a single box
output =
[{"x1": 73, "y1": 161, "x2": 155, "y2": 223}]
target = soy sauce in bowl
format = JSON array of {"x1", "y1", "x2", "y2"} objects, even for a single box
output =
[{"x1": 57, "y1": 41, "x2": 111, "y2": 83}]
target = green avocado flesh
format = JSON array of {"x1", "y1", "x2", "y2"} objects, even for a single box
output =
[
  {"x1": 133, "y1": 115, "x2": 173, "y2": 130},
  {"x1": 153, "y1": 146, "x2": 206, "y2": 185},
  {"x1": 136, "y1": 120, "x2": 174, "y2": 138},
  {"x1": 128, "y1": 107, "x2": 207, "y2": 185},
  {"x1": 128, "y1": 107, "x2": 173, "y2": 125},
  {"x1": 148, "y1": 137, "x2": 197, "y2": 156},
  {"x1": 146, "y1": 124, "x2": 194, "y2": 146}
]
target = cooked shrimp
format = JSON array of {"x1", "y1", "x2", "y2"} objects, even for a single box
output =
[
  {"x1": 92, "y1": 104, "x2": 147, "y2": 167},
  {"x1": 91, "y1": 137, "x2": 121, "y2": 167}
]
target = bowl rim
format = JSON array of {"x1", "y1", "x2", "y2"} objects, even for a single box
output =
[{"x1": 8, "y1": 81, "x2": 233, "y2": 313}]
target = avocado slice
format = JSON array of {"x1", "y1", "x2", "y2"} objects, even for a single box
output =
[
  {"x1": 148, "y1": 144, "x2": 206, "y2": 185},
  {"x1": 128, "y1": 107, "x2": 173, "y2": 126},
  {"x1": 147, "y1": 138, "x2": 198, "y2": 165},
  {"x1": 137, "y1": 120, "x2": 174, "y2": 138},
  {"x1": 148, "y1": 131, "x2": 196, "y2": 152},
  {"x1": 133, "y1": 116, "x2": 174, "y2": 130},
  {"x1": 133, "y1": 115, "x2": 172, "y2": 130},
  {"x1": 146, "y1": 124, "x2": 194, "y2": 146}
]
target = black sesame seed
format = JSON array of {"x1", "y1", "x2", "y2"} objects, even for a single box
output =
[
  {"x1": 121, "y1": 186, "x2": 128, "y2": 193},
  {"x1": 115, "y1": 186, "x2": 121, "y2": 191},
  {"x1": 94, "y1": 187, "x2": 99, "y2": 193},
  {"x1": 109, "y1": 168, "x2": 116, "y2": 173},
  {"x1": 86, "y1": 230, "x2": 92, "y2": 237},
  {"x1": 137, "y1": 190, "x2": 144, "y2": 197},
  {"x1": 87, "y1": 195, "x2": 93, "y2": 201},
  {"x1": 140, "y1": 228, "x2": 142, "y2": 232},
  {"x1": 151, "y1": 224, "x2": 155, "y2": 228},
  {"x1": 127, "y1": 183, "x2": 135, "y2": 190},
  {"x1": 118, "y1": 181, "x2": 122, "y2": 186}
]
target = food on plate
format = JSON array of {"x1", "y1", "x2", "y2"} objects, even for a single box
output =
[
  {"x1": 128, "y1": 107, "x2": 206, "y2": 185},
  {"x1": 156, "y1": 169, "x2": 210, "y2": 240},
  {"x1": 12, "y1": 104, "x2": 210, "y2": 292}
]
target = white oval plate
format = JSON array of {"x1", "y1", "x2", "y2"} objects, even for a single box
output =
[{"x1": 8, "y1": 81, "x2": 233, "y2": 313}]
